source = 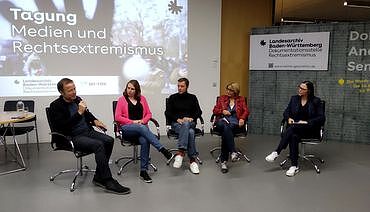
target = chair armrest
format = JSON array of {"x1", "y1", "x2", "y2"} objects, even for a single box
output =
[
  {"x1": 113, "y1": 121, "x2": 121, "y2": 139},
  {"x1": 319, "y1": 126, "x2": 324, "y2": 141},
  {"x1": 280, "y1": 119, "x2": 287, "y2": 133},
  {"x1": 165, "y1": 124, "x2": 173, "y2": 139},
  {"x1": 198, "y1": 116, "x2": 204, "y2": 124},
  {"x1": 209, "y1": 114, "x2": 217, "y2": 134},
  {"x1": 198, "y1": 116, "x2": 204, "y2": 135},
  {"x1": 149, "y1": 118, "x2": 160, "y2": 140},
  {"x1": 210, "y1": 114, "x2": 216, "y2": 123},
  {"x1": 166, "y1": 125, "x2": 171, "y2": 132}
]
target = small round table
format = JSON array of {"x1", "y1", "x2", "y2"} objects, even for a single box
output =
[{"x1": 0, "y1": 111, "x2": 35, "y2": 175}]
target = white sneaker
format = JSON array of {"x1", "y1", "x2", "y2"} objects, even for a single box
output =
[
  {"x1": 231, "y1": 152, "x2": 239, "y2": 162},
  {"x1": 220, "y1": 162, "x2": 228, "y2": 173},
  {"x1": 189, "y1": 162, "x2": 200, "y2": 174},
  {"x1": 265, "y1": 151, "x2": 279, "y2": 162},
  {"x1": 173, "y1": 154, "x2": 183, "y2": 168},
  {"x1": 286, "y1": 166, "x2": 299, "y2": 177}
]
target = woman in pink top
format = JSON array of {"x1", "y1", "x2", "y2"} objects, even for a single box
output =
[{"x1": 115, "y1": 80, "x2": 173, "y2": 183}]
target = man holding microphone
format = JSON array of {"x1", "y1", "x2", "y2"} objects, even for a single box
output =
[{"x1": 49, "y1": 78, "x2": 130, "y2": 194}]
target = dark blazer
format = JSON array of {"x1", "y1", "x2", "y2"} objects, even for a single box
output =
[
  {"x1": 283, "y1": 95, "x2": 325, "y2": 128},
  {"x1": 49, "y1": 95, "x2": 97, "y2": 137}
]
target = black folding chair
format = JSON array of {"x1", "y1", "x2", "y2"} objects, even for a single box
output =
[
  {"x1": 279, "y1": 100, "x2": 326, "y2": 173},
  {"x1": 164, "y1": 98, "x2": 204, "y2": 165},
  {"x1": 112, "y1": 101, "x2": 159, "y2": 175},
  {"x1": 45, "y1": 107, "x2": 95, "y2": 192},
  {"x1": 209, "y1": 96, "x2": 251, "y2": 163}
]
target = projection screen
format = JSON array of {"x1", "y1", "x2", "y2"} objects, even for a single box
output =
[{"x1": 0, "y1": 0, "x2": 188, "y2": 97}]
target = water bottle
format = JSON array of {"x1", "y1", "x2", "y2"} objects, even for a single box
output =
[{"x1": 16, "y1": 100, "x2": 24, "y2": 112}]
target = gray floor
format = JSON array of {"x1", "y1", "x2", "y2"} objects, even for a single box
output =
[{"x1": 1, "y1": 134, "x2": 370, "y2": 212}]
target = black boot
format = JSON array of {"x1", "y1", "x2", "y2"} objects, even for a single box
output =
[
  {"x1": 140, "y1": 171, "x2": 153, "y2": 183},
  {"x1": 160, "y1": 148, "x2": 173, "y2": 160},
  {"x1": 104, "y1": 178, "x2": 131, "y2": 194}
]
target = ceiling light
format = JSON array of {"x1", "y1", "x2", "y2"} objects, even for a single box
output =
[
  {"x1": 280, "y1": 18, "x2": 315, "y2": 24},
  {"x1": 344, "y1": 1, "x2": 370, "y2": 9}
]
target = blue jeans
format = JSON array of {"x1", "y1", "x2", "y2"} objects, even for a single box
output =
[
  {"x1": 171, "y1": 121, "x2": 198, "y2": 158},
  {"x1": 121, "y1": 124, "x2": 164, "y2": 171}
]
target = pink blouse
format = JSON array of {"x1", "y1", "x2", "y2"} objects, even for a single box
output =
[{"x1": 115, "y1": 95, "x2": 152, "y2": 126}]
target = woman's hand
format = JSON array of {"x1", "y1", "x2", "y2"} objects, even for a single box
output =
[
  {"x1": 238, "y1": 119, "x2": 245, "y2": 127},
  {"x1": 288, "y1": 118, "x2": 294, "y2": 124},
  {"x1": 222, "y1": 110, "x2": 231, "y2": 116},
  {"x1": 133, "y1": 120, "x2": 143, "y2": 124}
]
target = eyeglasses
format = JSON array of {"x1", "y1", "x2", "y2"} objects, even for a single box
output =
[{"x1": 226, "y1": 87, "x2": 234, "y2": 92}]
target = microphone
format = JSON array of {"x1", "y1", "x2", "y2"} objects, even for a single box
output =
[
  {"x1": 74, "y1": 96, "x2": 82, "y2": 104},
  {"x1": 74, "y1": 96, "x2": 89, "y2": 112},
  {"x1": 75, "y1": 96, "x2": 106, "y2": 132}
]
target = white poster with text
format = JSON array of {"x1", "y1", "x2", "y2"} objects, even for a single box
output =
[{"x1": 249, "y1": 32, "x2": 330, "y2": 70}]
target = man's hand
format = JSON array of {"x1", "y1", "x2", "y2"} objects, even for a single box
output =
[
  {"x1": 94, "y1": 119, "x2": 107, "y2": 131},
  {"x1": 77, "y1": 101, "x2": 87, "y2": 115},
  {"x1": 183, "y1": 117, "x2": 193, "y2": 122},
  {"x1": 177, "y1": 118, "x2": 184, "y2": 124}
]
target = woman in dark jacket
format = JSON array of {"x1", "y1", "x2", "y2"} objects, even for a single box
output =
[
  {"x1": 212, "y1": 82, "x2": 250, "y2": 173},
  {"x1": 265, "y1": 81, "x2": 325, "y2": 176}
]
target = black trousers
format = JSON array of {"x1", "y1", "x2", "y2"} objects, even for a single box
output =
[
  {"x1": 276, "y1": 124, "x2": 318, "y2": 167},
  {"x1": 72, "y1": 130, "x2": 114, "y2": 180},
  {"x1": 214, "y1": 120, "x2": 244, "y2": 162}
]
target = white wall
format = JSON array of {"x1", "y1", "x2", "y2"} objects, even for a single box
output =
[{"x1": 0, "y1": 0, "x2": 221, "y2": 144}]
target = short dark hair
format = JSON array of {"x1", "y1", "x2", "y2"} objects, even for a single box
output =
[
  {"x1": 178, "y1": 77, "x2": 189, "y2": 87},
  {"x1": 123, "y1": 79, "x2": 141, "y2": 100},
  {"x1": 57, "y1": 78, "x2": 73, "y2": 93}
]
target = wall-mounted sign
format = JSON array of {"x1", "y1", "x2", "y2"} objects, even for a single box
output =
[
  {"x1": 249, "y1": 32, "x2": 330, "y2": 71},
  {"x1": 338, "y1": 78, "x2": 370, "y2": 93}
]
